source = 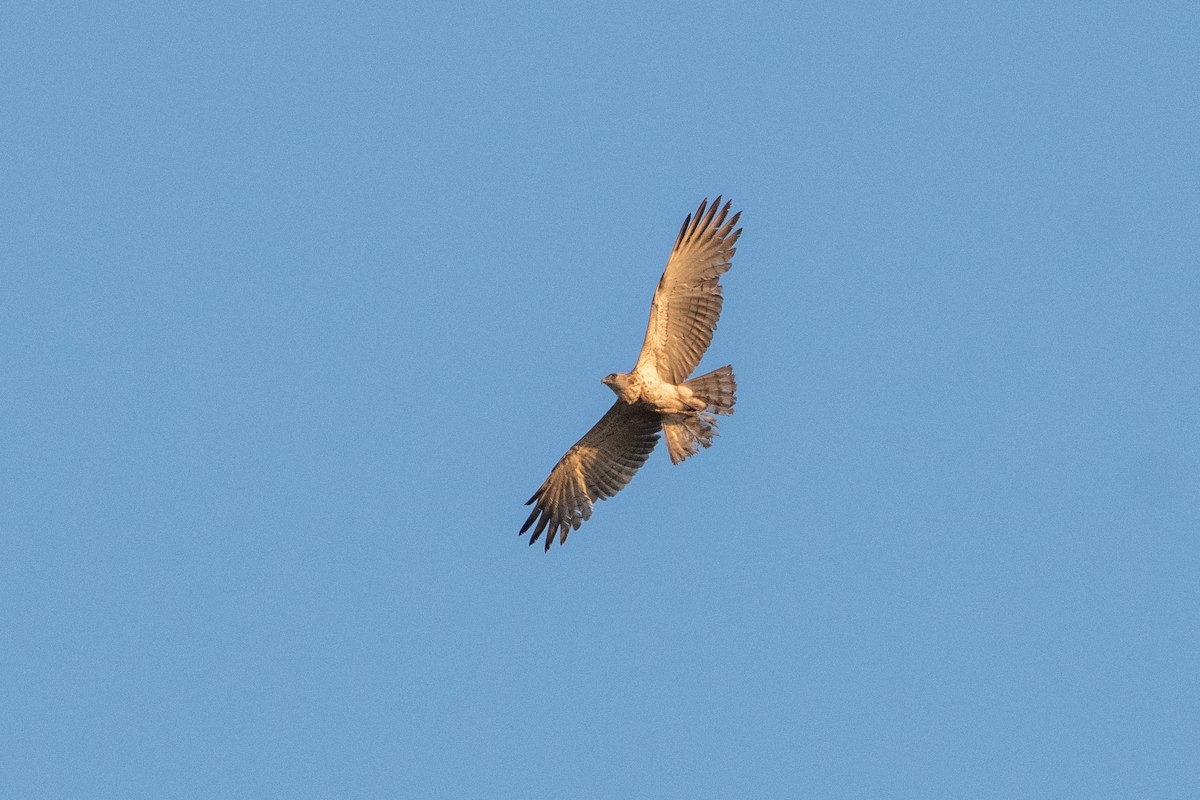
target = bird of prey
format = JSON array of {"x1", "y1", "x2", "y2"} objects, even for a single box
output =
[{"x1": 520, "y1": 197, "x2": 742, "y2": 550}]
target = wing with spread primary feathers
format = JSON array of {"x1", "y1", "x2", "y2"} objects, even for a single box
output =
[
  {"x1": 520, "y1": 401, "x2": 662, "y2": 550},
  {"x1": 634, "y1": 197, "x2": 742, "y2": 384}
]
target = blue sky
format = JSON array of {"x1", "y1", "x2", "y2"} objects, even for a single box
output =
[{"x1": 3, "y1": 2, "x2": 1198, "y2": 797}]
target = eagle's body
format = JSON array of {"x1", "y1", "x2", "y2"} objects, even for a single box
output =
[
  {"x1": 601, "y1": 371, "x2": 701, "y2": 413},
  {"x1": 520, "y1": 198, "x2": 742, "y2": 550}
]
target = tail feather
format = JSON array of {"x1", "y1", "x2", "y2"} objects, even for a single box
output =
[
  {"x1": 663, "y1": 365, "x2": 736, "y2": 465},
  {"x1": 685, "y1": 365, "x2": 736, "y2": 415}
]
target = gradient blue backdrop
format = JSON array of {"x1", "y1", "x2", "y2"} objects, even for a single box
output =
[{"x1": 3, "y1": 2, "x2": 1198, "y2": 797}]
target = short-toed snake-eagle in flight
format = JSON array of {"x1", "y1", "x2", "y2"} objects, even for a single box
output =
[{"x1": 520, "y1": 197, "x2": 742, "y2": 549}]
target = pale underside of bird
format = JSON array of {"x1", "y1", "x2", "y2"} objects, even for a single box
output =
[{"x1": 520, "y1": 197, "x2": 742, "y2": 550}]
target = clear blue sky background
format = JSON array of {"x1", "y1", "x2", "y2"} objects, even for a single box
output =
[{"x1": 3, "y1": 3, "x2": 1198, "y2": 797}]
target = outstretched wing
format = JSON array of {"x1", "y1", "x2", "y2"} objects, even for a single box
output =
[
  {"x1": 634, "y1": 197, "x2": 742, "y2": 384},
  {"x1": 521, "y1": 401, "x2": 662, "y2": 550}
]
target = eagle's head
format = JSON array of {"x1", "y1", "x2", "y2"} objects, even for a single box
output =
[{"x1": 601, "y1": 372, "x2": 636, "y2": 401}]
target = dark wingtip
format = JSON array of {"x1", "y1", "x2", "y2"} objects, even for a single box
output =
[
  {"x1": 526, "y1": 517, "x2": 544, "y2": 546},
  {"x1": 519, "y1": 503, "x2": 541, "y2": 534},
  {"x1": 675, "y1": 213, "x2": 692, "y2": 249}
]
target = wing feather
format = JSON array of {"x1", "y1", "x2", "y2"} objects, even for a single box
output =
[
  {"x1": 520, "y1": 401, "x2": 662, "y2": 550},
  {"x1": 634, "y1": 197, "x2": 742, "y2": 384}
]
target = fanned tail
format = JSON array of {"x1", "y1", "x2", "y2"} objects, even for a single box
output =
[
  {"x1": 684, "y1": 365, "x2": 736, "y2": 415},
  {"x1": 663, "y1": 365, "x2": 736, "y2": 465}
]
